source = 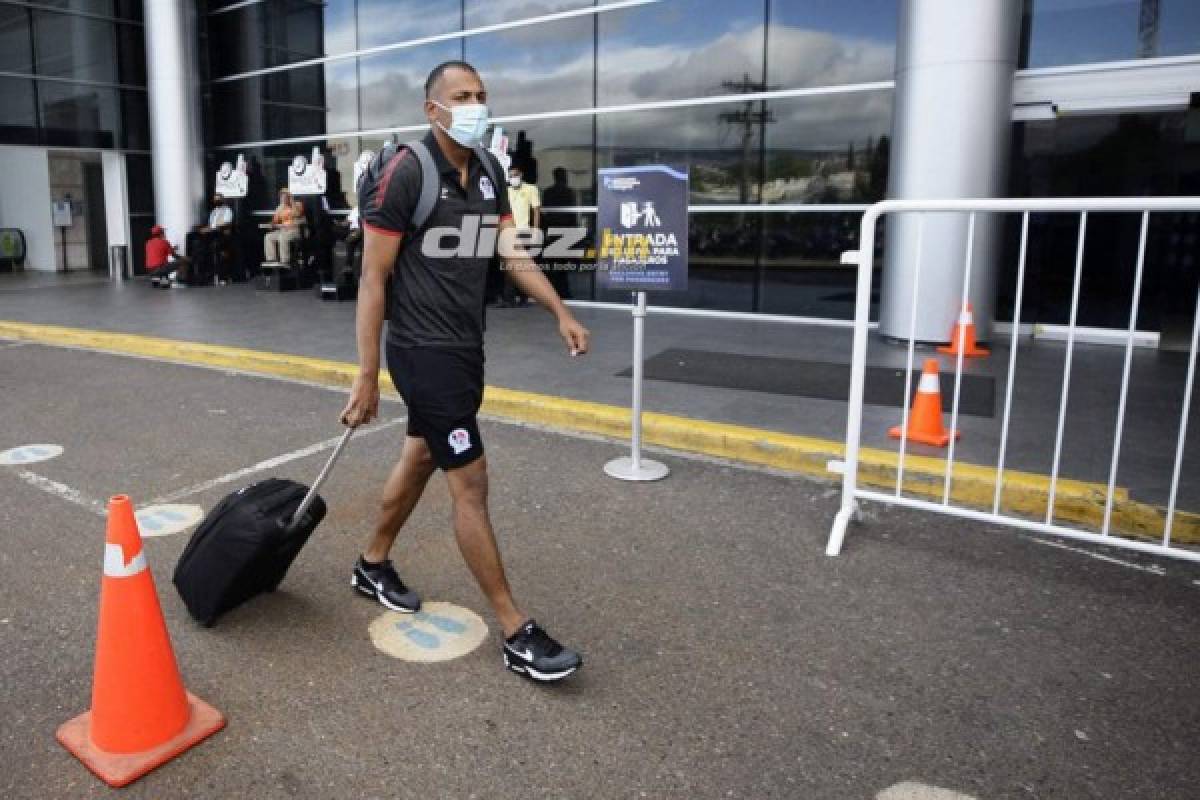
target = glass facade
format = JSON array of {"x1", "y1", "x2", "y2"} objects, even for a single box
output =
[
  {"x1": 195, "y1": 0, "x2": 1200, "y2": 324},
  {"x1": 201, "y1": 0, "x2": 902, "y2": 317},
  {"x1": 0, "y1": 2, "x2": 148, "y2": 150},
  {"x1": 1004, "y1": 109, "x2": 1200, "y2": 331},
  {"x1": 1021, "y1": 0, "x2": 1200, "y2": 69},
  {"x1": 0, "y1": 1, "x2": 151, "y2": 271}
]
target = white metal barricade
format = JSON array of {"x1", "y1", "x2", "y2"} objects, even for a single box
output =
[{"x1": 826, "y1": 197, "x2": 1200, "y2": 563}]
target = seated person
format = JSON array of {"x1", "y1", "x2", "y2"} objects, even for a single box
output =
[
  {"x1": 263, "y1": 188, "x2": 305, "y2": 266},
  {"x1": 196, "y1": 193, "x2": 235, "y2": 284},
  {"x1": 145, "y1": 225, "x2": 189, "y2": 288}
]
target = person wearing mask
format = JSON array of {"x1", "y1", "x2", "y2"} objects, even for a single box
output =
[
  {"x1": 263, "y1": 188, "x2": 305, "y2": 265},
  {"x1": 344, "y1": 60, "x2": 589, "y2": 683},
  {"x1": 500, "y1": 165, "x2": 541, "y2": 307}
]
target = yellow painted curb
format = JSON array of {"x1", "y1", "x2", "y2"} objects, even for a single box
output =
[{"x1": 3, "y1": 319, "x2": 1195, "y2": 544}]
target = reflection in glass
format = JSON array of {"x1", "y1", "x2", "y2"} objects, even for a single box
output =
[
  {"x1": 322, "y1": 137, "x2": 361, "y2": 209},
  {"x1": 116, "y1": 23, "x2": 147, "y2": 85},
  {"x1": 501, "y1": 115, "x2": 595, "y2": 201},
  {"x1": 598, "y1": 0, "x2": 765, "y2": 106},
  {"x1": 1006, "y1": 112, "x2": 1200, "y2": 330},
  {"x1": 465, "y1": 16, "x2": 593, "y2": 117},
  {"x1": 208, "y1": 0, "x2": 359, "y2": 78},
  {"x1": 766, "y1": 0, "x2": 897, "y2": 89},
  {"x1": 262, "y1": 0, "x2": 325, "y2": 68},
  {"x1": 34, "y1": 11, "x2": 117, "y2": 83},
  {"x1": 210, "y1": 58, "x2": 358, "y2": 145},
  {"x1": 0, "y1": 6, "x2": 33, "y2": 74},
  {"x1": 0, "y1": 77, "x2": 39, "y2": 146},
  {"x1": 1022, "y1": 0, "x2": 1200, "y2": 68},
  {"x1": 356, "y1": 0, "x2": 463, "y2": 51},
  {"x1": 763, "y1": 90, "x2": 893, "y2": 205},
  {"x1": 207, "y1": 4, "x2": 267, "y2": 77},
  {"x1": 120, "y1": 90, "x2": 150, "y2": 150},
  {"x1": 359, "y1": 42, "x2": 461, "y2": 131},
  {"x1": 465, "y1": 0, "x2": 593, "y2": 28},
  {"x1": 36, "y1": 1, "x2": 130, "y2": 17},
  {"x1": 38, "y1": 81, "x2": 119, "y2": 148},
  {"x1": 597, "y1": 102, "x2": 763, "y2": 205},
  {"x1": 758, "y1": 212, "x2": 866, "y2": 318}
]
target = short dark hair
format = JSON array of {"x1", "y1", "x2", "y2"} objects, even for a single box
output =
[{"x1": 424, "y1": 60, "x2": 479, "y2": 99}]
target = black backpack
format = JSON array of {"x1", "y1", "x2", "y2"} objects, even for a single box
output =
[
  {"x1": 363, "y1": 138, "x2": 503, "y2": 322},
  {"x1": 366, "y1": 138, "x2": 502, "y2": 237}
]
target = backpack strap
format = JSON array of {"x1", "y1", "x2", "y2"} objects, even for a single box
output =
[
  {"x1": 369, "y1": 140, "x2": 439, "y2": 234},
  {"x1": 405, "y1": 139, "x2": 440, "y2": 232}
]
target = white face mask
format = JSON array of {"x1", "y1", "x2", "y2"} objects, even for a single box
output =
[
  {"x1": 509, "y1": 176, "x2": 522, "y2": 187},
  {"x1": 433, "y1": 100, "x2": 489, "y2": 148}
]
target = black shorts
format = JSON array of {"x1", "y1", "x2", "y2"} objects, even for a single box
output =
[{"x1": 386, "y1": 343, "x2": 485, "y2": 470}]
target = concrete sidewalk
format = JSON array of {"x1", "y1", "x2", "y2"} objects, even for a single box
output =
[
  {"x1": 1, "y1": 273, "x2": 1198, "y2": 545},
  {"x1": 2, "y1": 342, "x2": 1199, "y2": 799}
]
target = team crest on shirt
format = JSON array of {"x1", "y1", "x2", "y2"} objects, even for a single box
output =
[
  {"x1": 448, "y1": 428, "x2": 472, "y2": 454},
  {"x1": 479, "y1": 175, "x2": 495, "y2": 200}
]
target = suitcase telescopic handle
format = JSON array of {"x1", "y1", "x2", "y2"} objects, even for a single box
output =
[{"x1": 288, "y1": 427, "x2": 354, "y2": 531}]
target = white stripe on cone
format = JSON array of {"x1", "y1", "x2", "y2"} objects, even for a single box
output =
[
  {"x1": 103, "y1": 543, "x2": 147, "y2": 578},
  {"x1": 917, "y1": 370, "x2": 941, "y2": 393}
]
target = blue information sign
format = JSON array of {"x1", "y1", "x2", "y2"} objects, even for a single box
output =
[{"x1": 595, "y1": 165, "x2": 688, "y2": 292}]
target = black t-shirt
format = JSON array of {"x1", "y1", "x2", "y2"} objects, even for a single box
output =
[{"x1": 359, "y1": 132, "x2": 511, "y2": 349}]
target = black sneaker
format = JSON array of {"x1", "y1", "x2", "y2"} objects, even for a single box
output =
[
  {"x1": 502, "y1": 620, "x2": 582, "y2": 683},
  {"x1": 351, "y1": 557, "x2": 421, "y2": 613}
]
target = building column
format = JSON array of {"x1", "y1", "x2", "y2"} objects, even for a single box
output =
[
  {"x1": 878, "y1": 0, "x2": 1022, "y2": 342},
  {"x1": 144, "y1": 0, "x2": 204, "y2": 253}
]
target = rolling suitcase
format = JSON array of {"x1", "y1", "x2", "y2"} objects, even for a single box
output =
[{"x1": 173, "y1": 428, "x2": 353, "y2": 626}]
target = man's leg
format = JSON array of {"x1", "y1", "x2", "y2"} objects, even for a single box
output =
[
  {"x1": 362, "y1": 434, "x2": 437, "y2": 562},
  {"x1": 352, "y1": 434, "x2": 435, "y2": 613},
  {"x1": 444, "y1": 456, "x2": 526, "y2": 637}
]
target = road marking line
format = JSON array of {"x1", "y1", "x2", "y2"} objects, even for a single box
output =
[
  {"x1": 7, "y1": 320, "x2": 1196, "y2": 547},
  {"x1": 1031, "y1": 536, "x2": 1167, "y2": 575},
  {"x1": 150, "y1": 417, "x2": 406, "y2": 504},
  {"x1": 14, "y1": 470, "x2": 106, "y2": 517},
  {"x1": 877, "y1": 783, "x2": 977, "y2": 800}
]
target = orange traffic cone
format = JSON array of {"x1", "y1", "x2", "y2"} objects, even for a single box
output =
[
  {"x1": 888, "y1": 359, "x2": 961, "y2": 447},
  {"x1": 56, "y1": 495, "x2": 224, "y2": 787},
  {"x1": 938, "y1": 302, "x2": 989, "y2": 358}
]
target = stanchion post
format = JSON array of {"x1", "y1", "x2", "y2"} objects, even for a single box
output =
[{"x1": 604, "y1": 291, "x2": 669, "y2": 481}]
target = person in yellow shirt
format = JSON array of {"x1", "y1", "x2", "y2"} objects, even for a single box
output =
[{"x1": 502, "y1": 165, "x2": 540, "y2": 306}]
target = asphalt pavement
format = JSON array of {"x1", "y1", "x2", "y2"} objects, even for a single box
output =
[{"x1": 1, "y1": 341, "x2": 1199, "y2": 799}]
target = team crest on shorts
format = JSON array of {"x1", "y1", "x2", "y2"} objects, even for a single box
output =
[
  {"x1": 448, "y1": 428, "x2": 472, "y2": 455},
  {"x1": 479, "y1": 175, "x2": 495, "y2": 200}
]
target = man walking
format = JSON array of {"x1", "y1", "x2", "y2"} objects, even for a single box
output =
[{"x1": 341, "y1": 61, "x2": 590, "y2": 683}]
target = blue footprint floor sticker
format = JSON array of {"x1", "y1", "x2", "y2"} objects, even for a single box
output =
[
  {"x1": 134, "y1": 504, "x2": 204, "y2": 537},
  {"x1": 369, "y1": 602, "x2": 488, "y2": 663},
  {"x1": 0, "y1": 444, "x2": 64, "y2": 466}
]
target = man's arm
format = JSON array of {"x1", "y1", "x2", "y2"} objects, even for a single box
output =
[
  {"x1": 499, "y1": 218, "x2": 589, "y2": 355},
  {"x1": 341, "y1": 228, "x2": 402, "y2": 426}
]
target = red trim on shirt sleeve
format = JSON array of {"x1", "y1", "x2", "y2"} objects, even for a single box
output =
[
  {"x1": 498, "y1": 213, "x2": 513, "y2": 223},
  {"x1": 364, "y1": 222, "x2": 405, "y2": 239},
  {"x1": 373, "y1": 148, "x2": 410, "y2": 210}
]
